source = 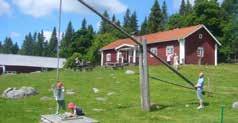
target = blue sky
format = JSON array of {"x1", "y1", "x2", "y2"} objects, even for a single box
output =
[{"x1": 0, "y1": 0, "x2": 224, "y2": 46}]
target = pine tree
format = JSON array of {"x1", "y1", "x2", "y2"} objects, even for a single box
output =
[
  {"x1": 185, "y1": 0, "x2": 193, "y2": 14},
  {"x1": 81, "y1": 18, "x2": 87, "y2": 30},
  {"x1": 60, "y1": 21, "x2": 74, "y2": 58},
  {"x1": 20, "y1": 33, "x2": 34, "y2": 55},
  {"x1": 35, "y1": 31, "x2": 45, "y2": 56},
  {"x1": 12, "y1": 42, "x2": 19, "y2": 54},
  {"x1": 99, "y1": 11, "x2": 112, "y2": 34},
  {"x1": 123, "y1": 8, "x2": 132, "y2": 32},
  {"x1": 162, "y1": 0, "x2": 168, "y2": 30},
  {"x1": 48, "y1": 27, "x2": 58, "y2": 57},
  {"x1": 140, "y1": 17, "x2": 148, "y2": 35},
  {"x1": 129, "y1": 11, "x2": 138, "y2": 33},
  {"x1": 2, "y1": 37, "x2": 14, "y2": 54},
  {"x1": 179, "y1": 0, "x2": 186, "y2": 16},
  {"x1": 0, "y1": 41, "x2": 2, "y2": 53},
  {"x1": 147, "y1": 0, "x2": 163, "y2": 33}
]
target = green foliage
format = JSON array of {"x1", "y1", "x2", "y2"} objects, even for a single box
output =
[
  {"x1": 99, "y1": 11, "x2": 112, "y2": 34},
  {"x1": 147, "y1": 0, "x2": 163, "y2": 33},
  {"x1": 87, "y1": 33, "x2": 117, "y2": 64},
  {"x1": 20, "y1": 33, "x2": 35, "y2": 55},
  {"x1": 60, "y1": 21, "x2": 74, "y2": 58},
  {"x1": 140, "y1": 17, "x2": 148, "y2": 35},
  {"x1": 2, "y1": 37, "x2": 15, "y2": 54},
  {"x1": 179, "y1": 0, "x2": 186, "y2": 16},
  {"x1": 64, "y1": 53, "x2": 83, "y2": 69},
  {"x1": 48, "y1": 27, "x2": 58, "y2": 57},
  {"x1": 161, "y1": 1, "x2": 168, "y2": 29}
]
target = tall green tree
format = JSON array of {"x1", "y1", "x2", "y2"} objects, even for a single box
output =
[
  {"x1": 48, "y1": 27, "x2": 58, "y2": 57},
  {"x1": 2, "y1": 37, "x2": 14, "y2": 54},
  {"x1": 12, "y1": 42, "x2": 19, "y2": 54},
  {"x1": 162, "y1": 0, "x2": 168, "y2": 29},
  {"x1": 20, "y1": 33, "x2": 34, "y2": 55},
  {"x1": 0, "y1": 41, "x2": 2, "y2": 53},
  {"x1": 60, "y1": 21, "x2": 74, "y2": 58},
  {"x1": 35, "y1": 31, "x2": 45, "y2": 56},
  {"x1": 140, "y1": 17, "x2": 148, "y2": 35},
  {"x1": 147, "y1": 0, "x2": 163, "y2": 33},
  {"x1": 99, "y1": 11, "x2": 111, "y2": 34},
  {"x1": 179, "y1": 0, "x2": 186, "y2": 16},
  {"x1": 129, "y1": 11, "x2": 138, "y2": 33},
  {"x1": 123, "y1": 9, "x2": 131, "y2": 32},
  {"x1": 185, "y1": 0, "x2": 193, "y2": 14}
]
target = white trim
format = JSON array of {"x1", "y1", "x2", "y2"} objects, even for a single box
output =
[
  {"x1": 115, "y1": 44, "x2": 135, "y2": 50},
  {"x1": 215, "y1": 44, "x2": 218, "y2": 66},
  {"x1": 133, "y1": 48, "x2": 136, "y2": 63},
  {"x1": 116, "y1": 51, "x2": 120, "y2": 63},
  {"x1": 101, "y1": 52, "x2": 104, "y2": 66},
  {"x1": 166, "y1": 45, "x2": 174, "y2": 56},
  {"x1": 179, "y1": 39, "x2": 185, "y2": 64},
  {"x1": 0, "y1": 65, "x2": 6, "y2": 74}
]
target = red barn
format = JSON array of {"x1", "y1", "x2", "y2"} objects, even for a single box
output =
[{"x1": 100, "y1": 24, "x2": 221, "y2": 66}]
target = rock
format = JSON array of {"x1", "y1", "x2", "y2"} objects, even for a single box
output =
[
  {"x1": 66, "y1": 89, "x2": 75, "y2": 95},
  {"x1": 125, "y1": 70, "x2": 135, "y2": 75},
  {"x1": 96, "y1": 97, "x2": 107, "y2": 101},
  {"x1": 92, "y1": 108, "x2": 104, "y2": 112},
  {"x1": 40, "y1": 96, "x2": 53, "y2": 101},
  {"x1": 92, "y1": 88, "x2": 99, "y2": 93},
  {"x1": 107, "y1": 92, "x2": 115, "y2": 96},
  {"x1": 232, "y1": 102, "x2": 238, "y2": 109},
  {"x1": 2, "y1": 87, "x2": 38, "y2": 99}
]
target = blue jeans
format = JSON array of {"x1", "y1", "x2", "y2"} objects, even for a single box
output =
[{"x1": 197, "y1": 89, "x2": 203, "y2": 101}]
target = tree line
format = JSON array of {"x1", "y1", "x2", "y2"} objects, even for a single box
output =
[{"x1": 0, "y1": 0, "x2": 237, "y2": 63}]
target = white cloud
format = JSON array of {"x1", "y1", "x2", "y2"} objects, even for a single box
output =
[
  {"x1": 173, "y1": 0, "x2": 224, "y2": 13},
  {"x1": 43, "y1": 31, "x2": 52, "y2": 42},
  {"x1": 10, "y1": 32, "x2": 20, "y2": 38},
  {"x1": 12, "y1": 0, "x2": 127, "y2": 18},
  {"x1": 0, "y1": 0, "x2": 10, "y2": 16}
]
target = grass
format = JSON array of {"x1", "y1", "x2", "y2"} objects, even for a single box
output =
[{"x1": 0, "y1": 64, "x2": 238, "y2": 123}]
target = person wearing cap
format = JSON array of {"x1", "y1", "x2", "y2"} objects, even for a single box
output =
[
  {"x1": 67, "y1": 102, "x2": 85, "y2": 116},
  {"x1": 195, "y1": 72, "x2": 205, "y2": 109},
  {"x1": 54, "y1": 81, "x2": 66, "y2": 114}
]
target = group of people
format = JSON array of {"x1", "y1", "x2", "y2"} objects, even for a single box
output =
[
  {"x1": 167, "y1": 53, "x2": 179, "y2": 70},
  {"x1": 54, "y1": 81, "x2": 84, "y2": 116}
]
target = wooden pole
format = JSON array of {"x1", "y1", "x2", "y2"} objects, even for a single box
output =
[{"x1": 139, "y1": 39, "x2": 150, "y2": 111}]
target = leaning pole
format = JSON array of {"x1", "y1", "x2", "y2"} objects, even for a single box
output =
[{"x1": 56, "y1": 0, "x2": 62, "y2": 81}]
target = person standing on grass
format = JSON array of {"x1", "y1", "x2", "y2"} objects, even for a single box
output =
[
  {"x1": 54, "y1": 81, "x2": 66, "y2": 114},
  {"x1": 167, "y1": 53, "x2": 173, "y2": 65},
  {"x1": 173, "y1": 53, "x2": 179, "y2": 70},
  {"x1": 195, "y1": 72, "x2": 205, "y2": 109}
]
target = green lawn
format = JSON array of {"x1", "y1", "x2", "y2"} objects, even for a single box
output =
[{"x1": 0, "y1": 64, "x2": 238, "y2": 123}]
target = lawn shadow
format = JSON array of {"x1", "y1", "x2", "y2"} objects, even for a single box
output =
[{"x1": 187, "y1": 102, "x2": 210, "y2": 106}]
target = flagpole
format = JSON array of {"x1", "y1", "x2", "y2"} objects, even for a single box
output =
[{"x1": 57, "y1": 0, "x2": 62, "y2": 81}]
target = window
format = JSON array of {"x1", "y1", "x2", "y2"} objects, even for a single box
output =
[
  {"x1": 106, "y1": 53, "x2": 111, "y2": 62},
  {"x1": 150, "y1": 47, "x2": 158, "y2": 57},
  {"x1": 166, "y1": 46, "x2": 174, "y2": 56},
  {"x1": 197, "y1": 47, "x2": 204, "y2": 57},
  {"x1": 199, "y1": 34, "x2": 203, "y2": 39}
]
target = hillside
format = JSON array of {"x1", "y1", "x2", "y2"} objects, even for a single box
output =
[{"x1": 0, "y1": 64, "x2": 238, "y2": 123}]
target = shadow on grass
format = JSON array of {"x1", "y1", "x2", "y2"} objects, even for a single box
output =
[{"x1": 150, "y1": 104, "x2": 173, "y2": 112}]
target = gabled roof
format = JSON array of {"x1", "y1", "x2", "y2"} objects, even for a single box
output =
[
  {"x1": 0, "y1": 54, "x2": 66, "y2": 68},
  {"x1": 101, "y1": 24, "x2": 221, "y2": 51}
]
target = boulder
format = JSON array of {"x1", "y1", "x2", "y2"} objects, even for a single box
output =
[
  {"x1": 2, "y1": 87, "x2": 38, "y2": 99},
  {"x1": 232, "y1": 102, "x2": 238, "y2": 109},
  {"x1": 125, "y1": 70, "x2": 135, "y2": 75}
]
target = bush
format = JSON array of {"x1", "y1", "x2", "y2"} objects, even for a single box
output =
[{"x1": 64, "y1": 53, "x2": 83, "y2": 69}]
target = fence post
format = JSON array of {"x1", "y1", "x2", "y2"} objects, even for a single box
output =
[{"x1": 139, "y1": 38, "x2": 150, "y2": 111}]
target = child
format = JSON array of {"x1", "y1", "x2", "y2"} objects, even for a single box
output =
[
  {"x1": 54, "y1": 81, "x2": 66, "y2": 114},
  {"x1": 67, "y1": 102, "x2": 85, "y2": 116},
  {"x1": 173, "y1": 53, "x2": 179, "y2": 70},
  {"x1": 195, "y1": 72, "x2": 205, "y2": 109}
]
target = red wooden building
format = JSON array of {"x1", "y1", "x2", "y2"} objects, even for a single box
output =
[{"x1": 100, "y1": 24, "x2": 221, "y2": 66}]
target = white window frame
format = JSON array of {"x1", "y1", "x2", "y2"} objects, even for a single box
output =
[
  {"x1": 150, "y1": 47, "x2": 158, "y2": 57},
  {"x1": 106, "y1": 53, "x2": 112, "y2": 62},
  {"x1": 197, "y1": 47, "x2": 204, "y2": 57},
  {"x1": 166, "y1": 46, "x2": 174, "y2": 56}
]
